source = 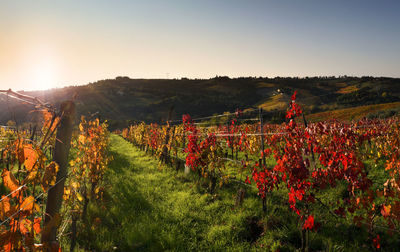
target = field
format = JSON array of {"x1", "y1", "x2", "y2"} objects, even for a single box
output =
[
  {"x1": 2, "y1": 1, "x2": 400, "y2": 251},
  {"x1": 69, "y1": 135, "x2": 396, "y2": 251},
  {"x1": 116, "y1": 94, "x2": 400, "y2": 251},
  {"x1": 1, "y1": 90, "x2": 400, "y2": 251},
  {"x1": 307, "y1": 101, "x2": 400, "y2": 122}
]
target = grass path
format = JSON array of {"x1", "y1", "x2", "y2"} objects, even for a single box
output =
[
  {"x1": 73, "y1": 134, "x2": 396, "y2": 252},
  {"x1": 77, "y1": 134, "x2": 266, "y2": 251}
]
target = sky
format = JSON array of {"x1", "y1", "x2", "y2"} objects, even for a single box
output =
[{"x1": 0, "y1": 0, "x2": 399, "y2": 91}]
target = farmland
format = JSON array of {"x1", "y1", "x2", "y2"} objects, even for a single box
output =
[{"x1": 0, "y1": 88, "x2": 400, "y2": 251}]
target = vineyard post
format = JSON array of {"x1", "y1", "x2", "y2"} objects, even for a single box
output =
[
  {"x1": 161, "y1": 106, "x2": 174, "y2": 164},
  {"x1": 70, "y1": 215, "x2": 78, "y2": 252},
  {"x1": 302, "y1": 113, "x2": 315, "y2": 163},
  {"x1": 140, "y1": 130, "x2": 144, "y2": 150},
  {"x1": 182, "y1": 130, "x2": 186, "y2": 149},
  {"x1": 6, "y1": 152, "x2": 10, "y2": 169},
  {"x1": 301, "y1": 112, "x2": 313, "y2": 252},
  {"x1": 226, "y1": 121, "x2": 230, "y2": 158},
  {"x1": 230, "y1": 122, "x2": 234, "y2": 159},
  {"x1": 226, "y1": 120, "x2": 234, "y2": 159},
  {"x1": 41, "y1": 101, "x2": 75, "y2": 248},
  {"x1": 259, "y1": 108, "x2": 267, "y2": 212},
  {"x1": 30, "y1": 125, "x2": 37, "y2": 141},
  {"x1": 259, "y1": 108, "x2": 266, "y2": 166},
  {"x1": 169, "y1": 126, "x2": 175, "y2": 157}
]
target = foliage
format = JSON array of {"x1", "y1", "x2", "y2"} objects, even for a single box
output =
[
  {"x1": 0, "y1": 110, "x2": 59, "y2": 251},
  {"x1": 0, "y1": 110, "x2": 111, "y2": 251},
  {"x1": 122, "y1": 91, "x2": 400, "y2": 250},
  {"x1": 63, "y1": 116, "x2": 111, "y2": 250}
]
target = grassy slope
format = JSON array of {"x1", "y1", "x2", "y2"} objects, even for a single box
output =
[
  {"x1": 306, "y1": 101, "x2": 400, "y2": 122},
  {"x1": 72, "y1": 135, "x2": 399, "y2": 252}
]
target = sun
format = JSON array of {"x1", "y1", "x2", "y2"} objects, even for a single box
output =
[
  {"x1": 24, "y1": 46, "x2": 60, "y2": 91},
  {"x1": 30, "y1": 61, "x2": 57, "y2": 91}
]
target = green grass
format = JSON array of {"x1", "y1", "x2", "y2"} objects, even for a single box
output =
[
  {"x1": 68, "y1": 134, "x2": 400, "y2": 251},
  {"x1": 70, "y1": 134, "x2": 270, "y2": 251}
]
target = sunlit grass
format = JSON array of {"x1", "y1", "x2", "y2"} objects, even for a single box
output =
[{"x1": 64, "y1": 134, "x2": 400, "y2": 251}]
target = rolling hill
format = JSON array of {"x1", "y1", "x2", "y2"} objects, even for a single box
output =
[{"x1": 0, "y1": 76, "x2": 399, "y2": 129}]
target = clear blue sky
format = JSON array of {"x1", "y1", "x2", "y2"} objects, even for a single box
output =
[{"x1": 1, "y1": 0, "x2": 399, "y2": 90}]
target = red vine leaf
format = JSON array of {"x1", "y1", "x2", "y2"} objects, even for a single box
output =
[{"x1": 303, "y1": 215, "x2": 314, "y2": 230}]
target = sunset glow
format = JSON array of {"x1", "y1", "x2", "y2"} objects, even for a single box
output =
[
  {"x1": 23, "y1": 50, "x2": 60, "y2": 91},
  {"x1": 0, "y1": 0, "x2": 399, "y2": 91},
  {"x1": 30, "y1": 62, "x2": 57, "y2": 91}
]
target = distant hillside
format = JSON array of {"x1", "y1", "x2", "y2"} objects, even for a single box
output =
[
  {"x1": 0, "y1": 76, "x2": 399, "y2": 129},
  {"x1": 306, "y1": 101, "x2": 400, "y2": 122}
]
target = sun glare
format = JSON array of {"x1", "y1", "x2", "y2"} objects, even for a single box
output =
[
  {"x1": 22, "y1": 46, "x2": 60, "y2": 91},
  {"x1": 29, "y1": 60, "x2": 58, "y2": 91}
]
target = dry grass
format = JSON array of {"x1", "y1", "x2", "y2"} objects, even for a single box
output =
[
  {"x1": 306, "y1": 102, "x2": 400, "y2": 122},
  {"x1": 258, "y1": 93, "x2": 288, "y2": 111},
  {"x1": 336, "y1": 85, "x2": 359, "y2": 94}
]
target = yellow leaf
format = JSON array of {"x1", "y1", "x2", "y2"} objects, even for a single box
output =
[
  {"x1": 63, "y1": 188, "x2": 71, "y2": 200},
  {"x1": 79, "y1": 135, "x2": 85, "y2": 144},
  {"x1": 23, "y1": 145, "x2": 38, "y2": 171},
  {"x1": 42, "y1": 162, "x2": 59, "y2": 191},
  {"x1": 25, "y1": 170, "x2": 38, "y2": 182},
  {"x1": 71, "y1": 182, "x2": 80, "y2": 189},
  {"x1": 20, "y1": 196, "x2": 35, "y2": 214},
  {"x1": 76, "y1": 192, "x2": 84, "y2": 202},
  {"x1": 64, "y1": 188, "x2": 70, "y2": 195},
  {"x1": 79, "y1": 123, "x2": 84, "y2": 132}
]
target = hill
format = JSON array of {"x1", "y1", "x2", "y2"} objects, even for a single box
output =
[
  {"x1": 0, "y1": 76, "x2": 399, "y2": 129},
  {"x1": 307, "y1": 101, "x2": 400, "y2": 122}
]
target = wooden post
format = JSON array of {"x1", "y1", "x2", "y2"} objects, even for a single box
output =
[
  {"x1": 169, "y1": 126, "x2": 175, "y2": 157},
  {"x1": 30, "y1": 125, "x2": 37, "y2": 141},
  {"x1": 161, "y1": 106, "x2": 174, "y2": 164},
  {"x1": 259, "y1": 108, "x2": 266, "y2": 166},
  {"x1": 140, "y1": 130, "x2": 144, "y2": 150},
  {"x1": 70, "y1": 215, "x2": 78, "y2": 252},
  {"x1": 259, "y1": 108, "x2": 267, "y2": 212},
  {"x1": 182, "y1": 131, "x2": 186, "y2": 149},
  {"x1": 226, "y1": 121, "x2": 234, "y2": 159},
  {"x1": 41, "y1": 101, "x2": 75, "y2": 249},
  {"x1": 302, "y1": 113, "x2": 315, "y2": 163}
]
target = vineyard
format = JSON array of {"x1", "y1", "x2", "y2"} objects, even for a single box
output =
[
  {"x1": 0, "y1": 90, "x2": 110, "y2": 251},
  {"x1": 0, "y1": 89, "x2": 400, "y2": 251},
  {"x1": 121, "y1": 92, "x2": 400, "y2": 251}
]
